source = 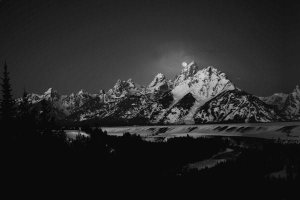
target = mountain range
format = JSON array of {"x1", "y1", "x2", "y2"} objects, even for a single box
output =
[{"x1": 19, "y1": 61, "x2": 300, "y2": 125}]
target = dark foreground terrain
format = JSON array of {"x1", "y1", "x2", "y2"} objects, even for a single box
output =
[{"x1": 2, "y1": 125, "x2": 300, "y2": 199}]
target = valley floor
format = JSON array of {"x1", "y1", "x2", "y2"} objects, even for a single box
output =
[{"x1": 102, "y1": 121, "x2": 300, "y2": 142}]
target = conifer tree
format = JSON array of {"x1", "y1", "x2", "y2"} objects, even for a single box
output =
[{"x1": 0, "y1": 61, "x2": 15, "y2": 123}]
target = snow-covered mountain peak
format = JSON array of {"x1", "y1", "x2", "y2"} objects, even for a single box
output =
[
  {"x1": 107, "y1": 78, "x2": 140, "y2": 98},
  {"x1": 17, "y1": 60, "x2": 298, "y2": 124},
  {"x1": 202, "y1": 66, "x2": 219, "y2": 75},
  {"x1": 44, "y1": 87, "x2": 54, "y2": 95},
  {"x1": 114, "y1": 79, "x2": 122, "y2": 88},
  {"x1": 201, "y1": 66, "x2": 229, "y2": 80},
  {"x1": 155, "y1": 73, "x2": 165, "y2": 80},
  {"x1": 113, "y1": 79, "x2": 126, "y2": 91},
  {"x1": 149, "y1": 73, "x2": 166, "y2": 87},
  {"x1": 113, "y1": 79, "x2": 135, "y2": 90},
  {"x1": 148, "y1": 73, "x2": 170, "y2": 92},
  {"x1": 172, "y1": 64, "x2": 235, "y2": 101},
  {"x1": 126, "y1": 78, "x2": 135, "y2": 87},
  {"x1": 194, "y1": 89, "x2": 281, "y2": 123},
  {"x1": 183, "y1": 61, "x2": 199, "y2": 71},
  {"x1": 43, "y1": 87, "x2": 60, "y2": 99},
  {"x1": 77, "y1": 89, "x2": 85, "y2": 96},
  {"x1": 174, "y1": 61, "x2": 200, "y2": 85}
]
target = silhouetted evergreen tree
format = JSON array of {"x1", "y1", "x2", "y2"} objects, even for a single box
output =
[
  {"x1": 0, "y1": 61, "x2": 16, "y2": 140},
  {"x1": 0, "y1": 61, "x2": 15, "y2": 122}
]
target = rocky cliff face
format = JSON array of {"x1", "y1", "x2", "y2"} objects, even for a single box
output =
[{"x1": 194, "y1": 89, "x2": 281, "y2": 123}]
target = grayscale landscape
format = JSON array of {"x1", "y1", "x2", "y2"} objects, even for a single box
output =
[{"x1": 1, "y1": 0, "x2": 299, "y2": 198}]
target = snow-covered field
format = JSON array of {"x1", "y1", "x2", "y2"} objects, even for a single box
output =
[
  {"x1": 64, "y1": 130, "x2": 89, "y2": 140},
  {"x1": 102, "y1": 121, "x2": 300, "y2": 141}
]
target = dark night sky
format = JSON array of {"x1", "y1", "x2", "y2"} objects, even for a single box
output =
[{"x1": 0, "y1": 0, "x2": 299, "y2": 97}]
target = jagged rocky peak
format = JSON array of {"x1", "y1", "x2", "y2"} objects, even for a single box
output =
[
  {"x1": 44, "y1": 87, "x2": 54, "y2": 95},
  {"x1": 202, "y1": 66, "x2": 226, "y2": 78},
  {"x1": 126, "y1": 78, "x2": 135, "y2": 87},
  {"x1": 77, "y1": 89, "x2": 86, "y2": 96},
  {"x1": 172, "y1": 62, "x2": 235, "y2": 101},
  {"x1": 112, "y1": 79, "x2": 126, "y2": 92},
  {"x1": 113, "y1": 79, "x2": 135, "y2": 90},
  {"x1": 174, "y1": 61, "x2": 200, "y2": 86},
  {"x1": 149, "y1": 73, "x2": 166, "y2": 87},
  {"x1": 181, "y1": 61, "x2": 200, "y2": 75},
  {"x1": 76, "y1": 89, "x2": 97, "y2": 98},
  {"x1": 43, "y1": 87, "x2": 60, "y2": 99},
  {"x1": 244, "y1": 84, "x2": 300, "y2": 120},
  {"x1": 99, "y1": 89, "x2": 105, "y2": 95},
  {"x1": 194, "y1": 89, "x2": 281, "y2": 123},
  {"x1": 107, "y1": 78, "x2": 139, "y2": 97},
  {"x1": 148, "y1": 73, "x2": 170, "y2": 92},
  {"x1": 25, "y1": 93, "x2": 43, "y2": 104},
  {"x1": 113, "y1": 79, "x2": 122, "y2": 88}
]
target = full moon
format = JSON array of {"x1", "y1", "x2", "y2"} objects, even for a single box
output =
[{"x1": 182, "y1": 62, "x2": 188, "y2": 67}]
